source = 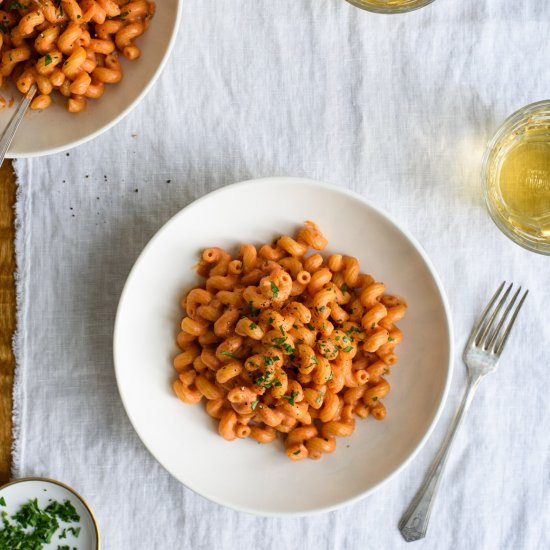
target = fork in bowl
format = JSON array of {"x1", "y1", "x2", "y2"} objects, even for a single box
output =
[{"x1": 399, "y1": 282, "x2": 528, "y2": 542}]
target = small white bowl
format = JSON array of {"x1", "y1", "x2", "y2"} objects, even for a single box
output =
[
  {"x1": 0, "y1": 477, "x2": 99, "y2": 549},
  {"x1": 2, "y1": 1, "x2": 182, "y2": 158},
  {"x1": 114, "y1": 177, "x2": 453, "y2": 516}
]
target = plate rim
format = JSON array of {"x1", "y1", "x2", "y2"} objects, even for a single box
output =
[
  {"x1": 113, "y1": 176, "x2": 455, "y2": 517},
  {"x1": 7, "y1": 0, "x2": 184, "y2": 159},
  {"x1": 0, "y1": 476, "x2": 100, "y2": 548}
]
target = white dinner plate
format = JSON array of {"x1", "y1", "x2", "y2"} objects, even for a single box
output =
[
  {"x1": 2, "y1": 1, "x2": 182, "y2": 158},
  {"x1": 114, "y1": 177, "x2": 453, "y2": 516},
  {"x1": 0, "y1": 477, "x2": 99, "y2": 548}
]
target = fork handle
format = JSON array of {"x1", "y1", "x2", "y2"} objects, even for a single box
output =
[{"x1": 399, "y1": 372, "x2": 483, "y2": 542}]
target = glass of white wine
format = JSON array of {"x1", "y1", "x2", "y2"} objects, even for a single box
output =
[
  {"x1": 345, "y1": 0, "x2": 436, "y2": 14},
  {"x1": 482, "y1": 100, "x2": 550, "y2": 255}
]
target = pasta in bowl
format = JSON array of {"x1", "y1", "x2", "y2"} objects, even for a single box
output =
[
  {"x1": 0, "y1": 0, "x2": 181, "y2": 156},
  {"x1": 174, "y1": 222, "x2": 407, "y2": 461},
  {"x1": 114, "y1": 177, "x2": 453, "y2": 515}
]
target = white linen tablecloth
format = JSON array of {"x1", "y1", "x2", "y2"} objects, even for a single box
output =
[{"x1": 12, "y1": 1, "x2": 550, "y2": 548}]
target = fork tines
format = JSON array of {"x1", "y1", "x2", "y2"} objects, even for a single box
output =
[{"x1": 469, "y1": 282, "x2": 528, "y2": 355}]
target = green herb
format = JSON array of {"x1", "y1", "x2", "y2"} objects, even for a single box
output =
[
  {"x1": 0, "y1": 498, "x2": 81, "y2": 548},
  {"x1": 328, "y1": 371, "x2": 333, "y2": 381},
  {"x1": 249, "y1": 322, "x2": 257, "y2": 330},
  {"x1": 372, "y1": 396, "x2": 378, "y2": 401},
  {"x1": 247, "y1": 301, "x2": 260, "y2": 316},
  {"x1": 220, "y1": 351, "x2": 238, "y2": 359},
  {"x1": 251, "y1": 400, "x2": 259, "y2": 411},
  {"x1": 267, "y1": 316, "x2": 273, "y2": 325},
  {"x1": 279, "y1": 325, "x2": 285, "y2": 336},
  {"x1": 264, "y1": 356, "x2": 274, "y2": 366},
  {"x1": 254, "y1": 370, "x2": 281, "y2": 389},
  {"x1": 388, "y1": 336, "x2": 394, "y2": 342},
  {"x1": 9, "y1": 2, "x2": 27, "y2": 9},
  {"x1": 273, "y1": 356, "x2": 280, "y2": 361},
  {"x1": 59, "y1": 528, "x2": 67, "y2": 539},
  {"x1": 281, "y1": 390, "x2": 299, "y2": 406},
  {"x1": 343, "y1": 345, "x2": 353, "y2": 353},
  {"x1": 292, "y1": 450, "x2": 301, "y2": 456},
  {"x1": 8, "y1": 52, "x2": 12, "y2": 62},
  {"x1": 371, "y1": 323, "x2": 376, "y2": 329},
  {"x1": 106, "y1": 10, "x2": 129, "y2": 20},
  {"x1": 341, "y1": 283, "x2": 348, "y2": 293},
  {"x1": 315, "y1": 391, "x2": 323, "y2": 404},
  {"x1": 306, "y1": 323, "x2": 315, "y2": 331},
  {"x1": 270, "y1": 281, "x2": 279, "y2": 298},
  {"x1": 272, "y1": 337, "x2": 285, "y2": 346},
  {"x1": 44, "y1": 53, "x2": 53, "y2": 66},
  {"x1": 282, "y1": 344, "x2": 295, "y2": 354},
  {"x1": 0, "y1": 497, "x2": 5, "y2": 506}
]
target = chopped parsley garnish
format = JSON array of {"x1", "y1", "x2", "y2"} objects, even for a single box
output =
[
  {"x1": 249, "y1": 322, "x2": 257, "y2": 330},
  {"x1": 0, "y1": 498, "x2": 81, "y2": 548},
  {"x1": 267, "y1": 316, "x2": 274, "y2": 325},
  {"x1": 282, "y1": 344, "x2": 295, "y2": 354},
  {"x1": 220, "y1": 351, "x2": 238, "y2": 359},
  {"x1": 328, "y1": 371, "x2": 333, "y2": 381},
  {"x1": 270, "y1": 281, "x2": 279, "y2": 299},
  {"x1": 0, "y1": 497, "x2": 5, "y2": 506},
  {"x1": 343, "y1": 345, "x2": 353, "y2": 352},
  {"x1": 247, "y1": 301, "x2": 260, "y2": 316},
  {"x1": 251, "y1": 400, "x2": 259, "y2": 411},
  {"x1": 388, "y1": 336, "x2": 394, "y2": 342},
  {"x1": 315, "y1": 391, "x2": 324, "y2": 404},
  {"x1": 292, "y1": 450, "x2": 301, "y2": 456},
  {"x1": 306, "y1": 323, "x2": 315, "y2": 331},
  {"x1": 341, "y1": 283, "x2": 348, "y2": 293},
  {"x1": 9, "y1": 2, "x2": 27, "y2": 9},
  {"x1": 44, "y1": 53, "x2": 53, "y2": 66},
  {"x1": 279, "y1": 325, "x2": 285, "y2": 336},
  {"x1": 372, "y1": 396, "x2": 378, "y2": 401},
  {"x1": 264, "y1": 356, "x2": 274, "y2": 366},
  {"x1": 281, "y1": 391, "x2": 299, "y2": 406},
  {"x1": 272, "y1": 337, "x2": 286, "y2": 345},
  {"x1": 254, "y1": 370, "x2": 281, "y2": 389}
]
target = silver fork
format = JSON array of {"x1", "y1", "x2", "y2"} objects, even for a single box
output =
[
  {"x1": 399, "y1": 282, "x2": 528, "y2": 542},
  {"x1": 0, "y1": 84, "x2": 37, "y2": 165}
]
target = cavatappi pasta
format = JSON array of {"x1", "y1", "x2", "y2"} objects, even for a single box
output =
[
  {"x1": 0, "y1": 0, "x2": 154, "y2": 112},
  {"x1": 173, "y1": 222, "x2": 407, "y2": 461}
]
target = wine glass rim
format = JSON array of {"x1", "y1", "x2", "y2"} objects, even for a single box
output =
[{"x1": 345, "y1": 0, "x2": 437, "y2": 14}]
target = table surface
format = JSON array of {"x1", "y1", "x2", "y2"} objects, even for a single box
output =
[{"x1": 0, "y1": 159, "x2": 15, "y2": 484}]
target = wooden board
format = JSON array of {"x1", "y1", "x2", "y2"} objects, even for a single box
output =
[{"x1": 0, "y1": 160, "x2": 15, "y2": 483}]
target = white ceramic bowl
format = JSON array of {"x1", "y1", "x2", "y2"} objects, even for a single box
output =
[
  {"x1": 114, "y1": 177, "x2": 453, "y2": 516},
  {"x1": 2, "y1": 1, "x2": 182, "y2": 158},
  {"x1": 0, "y1": 477, "x2": 99, "y2": 549}
]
